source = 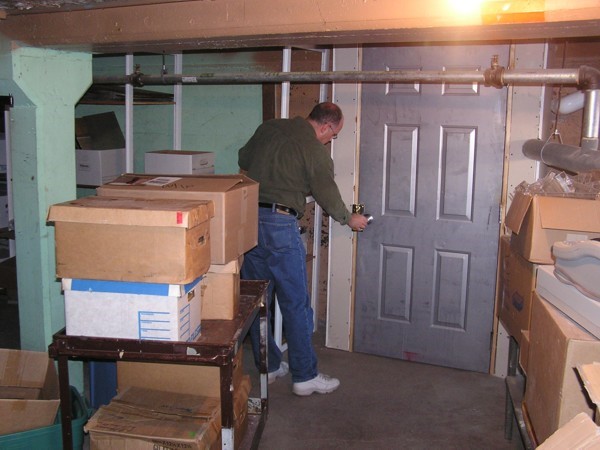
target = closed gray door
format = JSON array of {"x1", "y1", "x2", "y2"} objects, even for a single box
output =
[{"x1": 353, "y1": 44, "x2": 508, "y2": 372}]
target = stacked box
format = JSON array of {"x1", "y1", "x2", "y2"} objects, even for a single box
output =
[
  {"x1": 96, "y1": 173, "x2": 258, "y2": 264},
  {"x1": 48, "y1": 196, "x2": 214, "y2": 341},
  {"x1": 62, "y1": 277, "x2": 202, "y2": 341},
  {"x1": 201, "y1": 256, "x2": 242, "y2": 320}
]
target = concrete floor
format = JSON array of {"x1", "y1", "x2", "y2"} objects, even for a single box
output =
[
  {"x1": 248, "y1": 332, "x2": 523, "y2": 450},
  {"x1": 1, "y1": 293, "x2": 524, "y2": 450}
]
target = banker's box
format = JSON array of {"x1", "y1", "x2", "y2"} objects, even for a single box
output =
[
  {"x1": 75, "y1": 148, "x2": 125, "y2": 186},
  {"x1": 62, "y1": 277, "x2": 202, "y2": 341},
  {"x1": 0, "y1": 349, "x2": 60, "y2": 436},
  {"x1": 96, "y1": 174, "x2": 258, "y2": 264},
  {"x1": 145, "y1": 150, "x2": 215, "y2": 175},
  {"x1": 524, "y1": 293, "x2": 600, "y2": 443},
  {"x1": 47, "y1": 196, "x2": 213, "y2": 284},
  {"x1": 505, "y1": 192, "x2": 600, "y2": 264}
]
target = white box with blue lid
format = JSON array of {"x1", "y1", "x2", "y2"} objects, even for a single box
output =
[{"x1": 62, "y1": 277, "x2": 202, "y2": 341}]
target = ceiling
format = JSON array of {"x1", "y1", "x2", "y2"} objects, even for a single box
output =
[{"x1": 0, "y1": 1, "x2": 599, "y2": 54}]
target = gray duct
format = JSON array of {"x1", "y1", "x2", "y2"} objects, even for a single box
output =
[{"x1": 522, "y1": 139, "x2": 600, "y2": 173}]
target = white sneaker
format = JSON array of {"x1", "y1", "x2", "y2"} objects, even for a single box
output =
[
  {"x1": 268, "y1": 361, "x2": 289, "y2": 384},
  {"x1": 292, "y1": 373, "x2": 340, "y2": 396}
]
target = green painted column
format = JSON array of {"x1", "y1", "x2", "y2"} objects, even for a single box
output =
[{"x1": 0, "y1": 39, "x2": 91, "y2": 360}]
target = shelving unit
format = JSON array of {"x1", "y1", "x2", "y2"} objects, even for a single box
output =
[{"x1": 48, "y1": 280, "x2": 269, "y2": 450}]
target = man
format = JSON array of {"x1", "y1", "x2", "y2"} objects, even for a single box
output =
[{"x1": 239, "y1": 102, "x2": 369, "y2": 396}]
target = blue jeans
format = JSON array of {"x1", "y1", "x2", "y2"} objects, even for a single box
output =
[{"x1": 241, "y1": 208, "x2": 318, "y2": 383}]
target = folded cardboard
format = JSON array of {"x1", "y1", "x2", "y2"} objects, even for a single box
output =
[
  {"x1": 96, "y1": 174, "x2": 258, "y2": 264},
  {"x1": 536, "y1": 265, "x2": 600, "y2": 339},
  {"x1": 536, "y1": 412, "x2": 600, "y2": 449},
  {"x1": 524, "y1": 293, "x2": 600, "y2": 443},
  {"x1": 75, "y1": 148, "x2": 125, "y2": 187},
  {"x1": 505, "y1": 192, "x2": 600, "y2": 264},
  {"x1": 85, "y1": 386, "x2": 221, "y2": 450},
  {"x1": 0, "y1": 349, "x2": 60, "y2": 435},
  {"x1": 145, "y1": 150, "x2": 215, "y2": 175},
  {"x1": 48, "y1": 196, "x2": 213, "y2": 284},
  {"x1": 117, "y1": 347, "x2": 244, "y2": 399},
  {"x1": 201, "y1": 257, "x2": 241, "y2": 320},
  {"x1": 62, "y1": 277, "x2": 202, "y2": 341},
  {"x1": 499, "y1": 236, "x2": 537, "y2": 345}
]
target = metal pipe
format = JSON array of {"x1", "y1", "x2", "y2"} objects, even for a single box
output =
[
  {"x1": 93, "y1": 68, "x2": 581, "y2": 87},
  {"x1": 582, "y1": 89, "x2": 600, "y2": 151}
]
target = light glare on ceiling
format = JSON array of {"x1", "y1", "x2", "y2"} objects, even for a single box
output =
[{"x1": 448, "y1": 0, "x2": 483, "y2": 15}]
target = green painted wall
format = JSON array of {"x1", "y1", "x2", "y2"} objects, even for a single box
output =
[{"x1": 76, "y1": 52, "x2": 264, "y2": 176}]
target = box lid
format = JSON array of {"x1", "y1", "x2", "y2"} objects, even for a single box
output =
[
  {"x1": 62, "y1": 276, "x2": 202, "y2": 297},
  {"x1": 505, "y1": 191, "x2": 533, "y2": 235},
  {"x1": 148, "y1": 150, "x2": 213, "y2": 156},
  {"x1": 97, "y1": 173, "x2": 255, "y2": 194},
  {"x1": 47, "y1": 196, "x2": 214, "y2": 228}
]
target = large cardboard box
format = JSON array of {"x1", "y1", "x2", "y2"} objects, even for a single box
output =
[
  {"x1": 75, "y1": 148, "x2": 125, "y2": 186},
  {"x1": 0, "y1": 349, "x2": 60, "y2": 435},
  {"x1": 85, "y1": 386, "x2": 221, "y2": 450},
  {"x1": 524, "y1": 293, "x2": 600, "y2": 443},
  {"x1": 145, "y1": 150, "x2": 215, "y2": 175},
  {"x1": 536, "y1": 413, "x2": 600, "y2": 449},
  {"x1": 499, "y1": 236, "x2": 538, "y2": 345},
  {"x1": 117, "y1": 347, "x2": 244, "y2": 399},
  {"x1": 62, "y1": 277, "x2": 202, "y2": 341},
  {"x1": 48, "y1": 196, "x2": 213, "y2": 284},
  {"x1": 201, "y1": 257, "x2": 241, "y2": 320},
  {"x1": 96, "y1": 174, "x2": 258, "y2": 264},
  {"x1": 87, "y1": 377, "x2": 251, "y2": 449},
  {"x1": 505, "y1": 192, "x2": 600, "y2": 264}
]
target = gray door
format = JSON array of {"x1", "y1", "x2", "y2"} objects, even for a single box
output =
[{"x1": 354, "y1": 44, "x2": 508, "y2": 372}]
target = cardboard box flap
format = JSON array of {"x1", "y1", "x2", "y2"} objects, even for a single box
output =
[
  {"x1": 0, "y1": 349, "x2": 58, "y2": 395},
  {"x1": 100, "y1": 173, "x2": 251, "y2": 193},
  {"x1": 537, "y1": 413, "x2": 600, "y2": 449},
  {"x1": 113, "y1": 386, "x2": 220, "y2": 419},
  {"x1": 538, "y1": 196, "x2": 600, "y2": 233},
  {"x1": 0, "y1": 399, "x2": 61, "y2": 435},
  {"x1": 505, "y1": 191, "x2": 533, "y2": 235},
  {"x1": 47, "y1": 196, "x2": 213, "y2": 228},
  {"x1": 579, "y1": 362, "x2": 600, "y2": 408}
]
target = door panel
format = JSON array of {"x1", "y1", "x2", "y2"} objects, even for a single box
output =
[{"x1": 354, "y1": 44, "x2": 508, "y2": 372}]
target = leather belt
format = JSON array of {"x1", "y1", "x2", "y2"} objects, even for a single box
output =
[{"x1": 258, "y1": 202, "x2": 298, "y2": 217}]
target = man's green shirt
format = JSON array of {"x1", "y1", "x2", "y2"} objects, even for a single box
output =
[{"x1": 239, "y1": 116, "x2": 350, "y2": 224}]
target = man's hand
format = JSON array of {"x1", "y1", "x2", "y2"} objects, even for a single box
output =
[{"x1": 348, "y1": 213, "x2": 369, "y2": 232}]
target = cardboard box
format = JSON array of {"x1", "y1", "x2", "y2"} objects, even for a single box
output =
[
  {"x1": 505, "y1": 192, "x2": 600, "y2": 264},
  {"x1": 499, "y1": 237, "x2": 538, "y2": 345},
  {"x1": 0, "y1": 349, "x2": 60, "y2": 435},
  {"x1": 536, "y1": 265, "x2": 600, "y2": 339},
  {"x1": 578, "y1": 362, "x2": 600, "y2": 425},
  {"x1": 117, "y1": 347, "x2": 244, "y2": 399},
  {"x1": 536, "y1": 413, "x2": 600, "y2": 449},
  {"x1": 85, "y1": 386, "x2": 221, "y2": 450},
  {"x1": 201, "y1": 257, "x2": 241, "y2": 320},
  {"x1": 96, "y1": 174, "x2": 258, "y2": 264},
  {"x1": 48, "y1": 196, "x2": 213, "y2": 284},
  {"x1": 87, "y1": 377, "x2": 251, "y2": 449},
  {"x1": 75, "y1": 148, "x2": 125, "y2": 186},
  {"x1": 62, "y1": 277, "x2": 202, "y2": 341},
  {"x1": 145, "y1": 150, "x2": 215, "y2": 175},
  {"x1": 524, "y1": 293, "x2": 600, "y2": 443}
]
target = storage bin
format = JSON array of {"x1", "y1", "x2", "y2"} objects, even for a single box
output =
[{"x1": 0, "y1": 386, "x2": 89, "y2": 450}]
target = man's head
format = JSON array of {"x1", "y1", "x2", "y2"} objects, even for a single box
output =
[{"x1": 307, "y1": 102, "x2": 344, "y2": 144}]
